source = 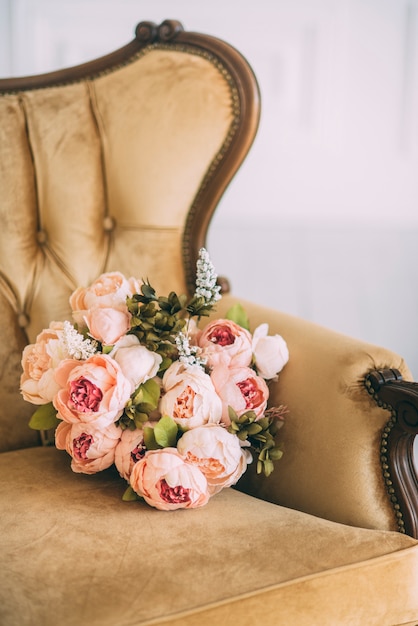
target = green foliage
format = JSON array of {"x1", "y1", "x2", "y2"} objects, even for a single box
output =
[
  {"x1": 122, "y1": 485, "x2": 142, "y2": 501},
  {"x1": 225, "y1": 303, "x2": 250, "y2": 331},
  {"x1": 127, "y1": 283, "x2": 187, "y2": 367},
  {"x1": 142, "y1": 416, "x2": 180, "y2": 451},
  {"x1": 227, "y1": 406, "x2": 284, "y2": 477},
  {"x1": 186, "y1": 295, "x2": 216, "y2": 319},
  {"x1": 143, "y1": 426, "x2": 159, "y2": 450},
  {"x1": 28, "y1": 403, "x2": 60, "y2": 431},
  {"x1": 154, "y1": 415, "x2": 178, "y2": 448},
  {"x1": 126, "y1": 277, "x2": 221, "y2": 369},
  {"x1": 119, "y1": 378, "x2": 161, "y2": 430}
]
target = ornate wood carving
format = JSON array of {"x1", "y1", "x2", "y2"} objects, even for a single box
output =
[
  {"x1": 135, "y1": 20, "x2": 184, "y2": 44},
  {"x1": 366, "y1": 369, "x2": 418, "y2": 538}
]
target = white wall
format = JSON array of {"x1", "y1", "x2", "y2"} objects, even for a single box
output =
[{"x1": 2, "y1": 1, "x2": 418, "y2": 388}]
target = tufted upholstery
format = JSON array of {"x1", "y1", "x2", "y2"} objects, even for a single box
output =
[
  {"x1": 0, "y1": 20, "x2": 417, "y2": 626},
  {"x1": 0, "y1": 27, "x2": 255, "y2": 453}
]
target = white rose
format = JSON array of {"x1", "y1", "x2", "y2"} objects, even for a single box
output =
[
  {"x1": 177, "y1": 424, "x2": 249, "y2": 494},
  {"x1": 110, "y1": 335, "x2": 162, "y2": 393},
  {"x1": 252, "y1": 323, "x2": 289, "y2": 380}
]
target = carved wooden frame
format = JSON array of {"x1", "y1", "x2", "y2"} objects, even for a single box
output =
[
  {"x1": 366, "y1": 369, "x2": 418, "y2": 538},
  {"x1": 0, "y1": 19, "x2": 260, "y2": 295}
]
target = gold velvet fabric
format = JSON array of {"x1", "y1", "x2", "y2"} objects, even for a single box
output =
[
  {"x1": 0, "y1": 46, "x2": 234, "y2": 452},
  {"x1": 1, "y1": 37, "x2": 418, "y2": 625},
  {"x1": 215, "y1": 295, "x2": 412, "y2": 533},
  {"x1": 1, "y1": 446, "x2": 417, "y2": 626}
]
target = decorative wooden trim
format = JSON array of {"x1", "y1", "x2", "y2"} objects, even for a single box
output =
[{"x1": 365, "y1": 369, "x2": 418, "y2": 538}]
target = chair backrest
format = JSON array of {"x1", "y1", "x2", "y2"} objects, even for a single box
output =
[{"x1": 0, "y1": 20, "x2": 260, "y2": 451}]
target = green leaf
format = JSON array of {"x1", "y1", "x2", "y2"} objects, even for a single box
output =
[
  {"x1": 269, "y1": 448, "x2": 284, "y2": 461},
  {"x1": 141, "y1": 282, "x2": 157, "y2": 300},
  {"x1": 133, "y1": 378, "x2": 161, "y2": 409},
  {"x1": 143, "y1": 426, "x2": 159, "y2": 450},
  {"x1": 247, "y1": 423, "x2": 263, "y2": 435},
  {"x1": 28, "y1": 403, "x2": 60, "y2": 430},
  {"x1": 133, "y1": 413, "x2": 150, "y2": 429},
  {"x1": 154, "y1": 415, "x2": 178, "y2": 448},
  {"x1": 263, "y1": 458, "x2": 275, "y2": 477},
  {"x1": 122, "y1": 485, "x2": 141, "y2": 501},
  {"x1": 225, "y1": 303, "x2": 250, "y2": 331}
]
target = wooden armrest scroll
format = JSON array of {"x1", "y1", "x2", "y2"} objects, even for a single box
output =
[{"x1": 366, "y1": 369, "x2": 418, "y2": 538}]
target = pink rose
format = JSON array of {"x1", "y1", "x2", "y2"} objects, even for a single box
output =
[
  {"x1": 177, "y1": 424, "x2": 249, "y2": 494},
  {"x1": 130, "y1": 448, "x2": 209, "y2": 510},
  {"x1": 196, "y1": 319, "x2": 253, "y2": 368},
  {"x1": 53, "y1": 354, "x2": 132, "y2": 428},
  {"x1": 160, "y1": 361, "x2": 222, "y2": 429},
  {"x1": 55, "y1": 421, "x2": 121, "y2": 474},
  {"x1": 252, "y1": 323, "x2": 289, "y2": 380},
  {"x1": 70, "y1": 271, "x2": 141, "y2": 336},
  {"x1": 20, "y1": 322, "x2": 66, "y2": 404},
  {"x1": 211, "y1": 365, "x2": 269, "y2": 424},
  {"x1": 83, "y1": 307, "x2": 131, "y2": 345},
  {"x1": 110, "y1": 335, "x2": 162, "y2": 393},
  {"x1": 115, "y1": 425, "x2": 153, "y2": 481}
]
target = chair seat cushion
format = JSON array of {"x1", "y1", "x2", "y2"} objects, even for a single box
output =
[{"x1": 1, "y1": 446, "x2": 417, "y2": 626}]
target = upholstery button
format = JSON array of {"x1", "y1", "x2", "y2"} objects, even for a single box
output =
[
  {"x1": 37, "y1": 230, "x2": 47, "y2": 244},
  {"x1": 103, "y1": 216, "x2": 116, "y2": 232},
  {"x1": 17, "y1": 312, "x2": 30, "y2": 328}
]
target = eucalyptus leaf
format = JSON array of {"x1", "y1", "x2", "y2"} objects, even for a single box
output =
[{"x1": 28, "y1": 403, "x2": 60, "y2": 430}]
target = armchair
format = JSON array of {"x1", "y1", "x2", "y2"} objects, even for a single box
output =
[{"x1": 0, "y1": 20, "x2": 417, "y2": 626}]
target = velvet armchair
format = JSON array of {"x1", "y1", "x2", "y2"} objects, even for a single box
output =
[{"x1": 0, "y1": 20, "x2": 417, "y2": 626}]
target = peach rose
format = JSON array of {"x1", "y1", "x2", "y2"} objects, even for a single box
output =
[
  {"x1": 130, "y1": 448, "x2": 209, "y2": 510},
  {"x1": 83, "y1": 307, "x2": 131, "y2": 346},
  {"x1": 110, "y1": 335, "x2": 162, "y2": 393},
  {"x1": 20, "y1": 322, "x2": 66, "y2": 404},
  {"x1": 70, "y1": 271, "x2": 140, "y2": 314},
  {"x1": 177, "y1": 424, "x2": 249, "y2": 494},
  {"x1": 160, "y1": 361, "x2": 222, "y2": 429},
  {"x1": 55, "y1": 421, "x2": 121, "y2": 474},
  {"x1": 211, "y1": 365, "x2": 269, "y2": 424},
  {"x1": 53, "y1": 353, "x2": 132, "y2": 428},
  {"x1": 114, "y1": 425, "x2": 153, "y2": 481},
  {"x1": 196, "y1": 319, "x2": 253, "y2": 369},
  {"x1": 252, "y1": 323, "x2": 289, "y2": 380}
]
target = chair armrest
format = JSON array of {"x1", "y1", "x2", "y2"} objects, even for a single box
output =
[
  {"x1": 366, "y1": 369, "x2": 418, "y2": 537},
  {"x1": 213, "y1": 295, "x2": 417, "y2": 535}
]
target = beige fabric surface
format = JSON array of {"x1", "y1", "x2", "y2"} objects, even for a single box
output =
[{"x1": 0, "y1": 446, "x2": 417, "y2": 626}]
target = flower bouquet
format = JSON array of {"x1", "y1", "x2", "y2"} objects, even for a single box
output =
[{"x1": 20, "y1": 249, "x2": 289, "y2": 511}]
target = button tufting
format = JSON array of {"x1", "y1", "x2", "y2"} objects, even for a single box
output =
[
  {"x1": 37, "y1": 230, "x2": 47, "y2": 245},
  {"x1": 17, "y1": 312, "x2": 30, "y2": 328},
  {"x1": 103, "y1": 216, "x2": 116, "y2": 232}
]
